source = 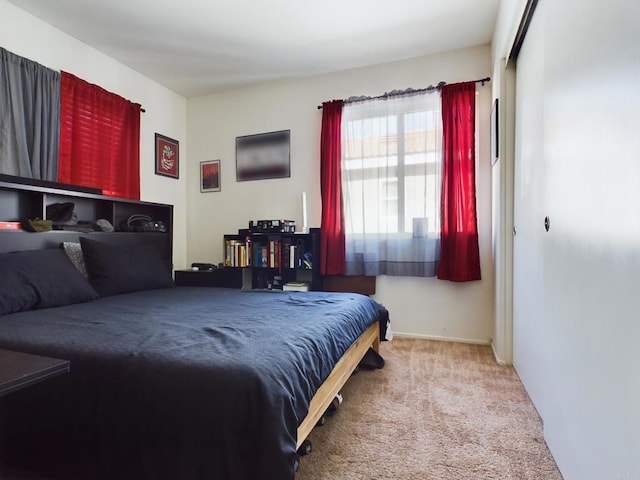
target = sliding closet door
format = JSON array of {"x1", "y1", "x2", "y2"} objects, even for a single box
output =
[
  {"x1": 512, "y1": 0, "x2": 640, "y2": 477},
  {"x1": 511, "y1": 3, "x2": 549, "y2": 419},
  {"x1": 537, "y1": 0, "x2": 640, "y2": 477}
]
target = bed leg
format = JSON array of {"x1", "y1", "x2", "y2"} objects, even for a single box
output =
[{"x1": 372, "y1": 330, "x2": 380, "y2": 353}]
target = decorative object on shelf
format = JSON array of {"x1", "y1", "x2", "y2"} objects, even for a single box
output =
[
  {"x1": 236, "y1": 130, "x2": 290, "y2": 182},
  {"x1": 120, "y1": 214, "x2": 167, "y2": 233},
  {"x1": 301, "y1": 192, "x2": 308, "y2": 233},
  {"x1": 200, "y1": 159, "x2": 221, "y2": 192},
  {"x1": 155, "y1": 133, "x2": 179, "y2": 179},
  {"x1": 46, "y1": 202, "x2": 75, "y2": 223},
  {"x1": 22, "y1": 218, "x2": 52, "y2": 232},
  {"x1": 249, "y1": 219, "x2": 295, "y2": 233}
]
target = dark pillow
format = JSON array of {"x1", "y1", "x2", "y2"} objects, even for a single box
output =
[
  {"x1": 80, "y1": 237, "x2": 174, "y2": 297},
  {"x1": 0, "y1": 248, "x2": 99, "y2": 316}
]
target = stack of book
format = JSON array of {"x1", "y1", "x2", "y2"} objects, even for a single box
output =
[
  {"x1": 0, "y1": 221, "x2": 22, "y2": 231},
  {"x1": 224, "y1": 238, "x2": 250, "y2": 267},
  {"x1": 282, "y1": 281, "x2": 309, "y2": 292}
]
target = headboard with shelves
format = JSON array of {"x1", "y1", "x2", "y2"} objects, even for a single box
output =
[{"x1": 0, "y1": 175, "x2": 173, "y2": 269}]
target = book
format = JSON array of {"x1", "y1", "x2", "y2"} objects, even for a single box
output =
[
  {"x1": 283, "y1": 281, "x2": 309, "y2": 292},
  {"x1": 269, "y1": 240, "x2": 275, "y2": 268},
  {"x1": 282, "y1": 237, "x2": 291, "y2": 269},
  {"x1": 0, "y1": 221, "x2": 22, "y2": 230}
]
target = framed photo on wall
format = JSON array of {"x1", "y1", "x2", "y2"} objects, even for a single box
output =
[
  {"x1": 491, "y1": 99, "x2": 499, "y2": 166},
  {"x1": 155, "y1": 133, "x2": 179, "y2": 179},
  {"x1": 236, "y1": 130, "x2": 290, "y2": 182},
  {"x1": 201, "y1": 160, "x2": 221, "y2": 192}
]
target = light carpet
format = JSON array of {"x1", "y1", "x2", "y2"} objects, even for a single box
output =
[{"x1": 296, "y1": 338, "x2": 563, "y2": 480}]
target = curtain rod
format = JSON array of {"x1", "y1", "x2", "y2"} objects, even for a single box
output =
[{"x1": 316, "y1": 76, "x2": 491, "y2": 109}]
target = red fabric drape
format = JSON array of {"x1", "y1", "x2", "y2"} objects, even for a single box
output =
[
  {"x1": 438, "y1": 82, "x2": 481, "y2": 282},
  {"x1": 320, "y1": 100, "x2": 345, "y2": 275},
  {"x1": 59, "y1": 71, "x2": 141, "y2": 199}
]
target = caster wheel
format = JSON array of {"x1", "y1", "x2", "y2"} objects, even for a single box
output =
[
  {"x1": 316, "y1": 416, "x2": 326, "y2": 427},
  {"x1": 294, "y1": 454, "x2": 300, "y2": 472},
  {"x1": 324, "y1": 403, "x2": 337, "y2": 417},
  {"x1": 324, "y1": 392, "x2": 344, "y2": 417},
  {"x1": 297, "y1": 439, "x2": 312, "y2": 456}
]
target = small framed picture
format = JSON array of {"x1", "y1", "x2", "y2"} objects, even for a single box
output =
[
  {"x1": 201, "y1": 160, "x2": 221, "y2": 192},
  {"x1": 155, "y1": 133, "x2": 179, "y2": 179},
  {"x1": 491, "y1": 99, "x2": 499, "y2": 166}
]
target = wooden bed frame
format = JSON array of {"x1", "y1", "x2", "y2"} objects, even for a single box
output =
[{"x1": 297, "y1": 321, "x2": 380, "y2": 449}]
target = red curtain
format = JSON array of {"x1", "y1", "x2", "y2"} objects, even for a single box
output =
[
  {"x1": 59, "y1": 72, "x2": 141, "y2": 199},
  {"x1": 320, "y1": 100, "x2": 345, "y2": 275},
  {"x1": 438, "y1": 82, "x2": 481, "y2": 282}
]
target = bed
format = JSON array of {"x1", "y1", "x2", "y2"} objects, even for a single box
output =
[{"x1": 0, "y1": 232, "x2": 388, "y2": 480}]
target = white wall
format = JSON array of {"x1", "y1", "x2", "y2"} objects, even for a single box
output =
[
  {"x1": 492, "y1": 0, "x2": 640, "y2": 478},
  {"x1": 187, "y1": 45, "x2": 494, "y2": 342},
  {"x1": 489, "y1": 0, "x2": 529, "y2": 364},
  {"x1": 0, "y1": 0, "x2": 189, "y2": 269}
]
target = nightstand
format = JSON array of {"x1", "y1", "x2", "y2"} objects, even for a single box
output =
[
  {"x1": 0, "y1": 350, "x2": 69, "y2": 479},
  {"x1": 174, "y1": 268, "x2": 243, "y2": 288},
  {"x1": 0, "y1": 349, "x2": 70, "y2": 398}
]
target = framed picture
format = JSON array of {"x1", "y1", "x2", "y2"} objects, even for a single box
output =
[
  {"x1": 200, "y1": 160, "x2": 221, "y2": 192},
  {"x1": 491, "y1": 99, "x2": 499, "y2": 166},
  {"x1": 155, "y1": 133, "x2": 179, "y2": 179},
  {"x1": 236, "y1": 130, "x2": 290, "y2": 182}
]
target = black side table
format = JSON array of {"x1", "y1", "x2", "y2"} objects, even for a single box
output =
[
  {"x1": 174, "y1": 268, "x2": 243, "y2": 288},
  {"x1": 0, "y1": 349, "x2": 70, "y2": 398}
]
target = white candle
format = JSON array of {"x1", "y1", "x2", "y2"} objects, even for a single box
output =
[{"x1": 302, "y1": 192, "x2": 308, "y2": 233}]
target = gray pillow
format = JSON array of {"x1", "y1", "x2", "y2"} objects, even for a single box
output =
[{"x1": 62, "y1": 241, "x2": 89, "y2": 278}]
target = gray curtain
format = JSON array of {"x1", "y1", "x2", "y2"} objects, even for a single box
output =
[{"x1": 0, "y1": 47, "x2": 60, "y2": 181}]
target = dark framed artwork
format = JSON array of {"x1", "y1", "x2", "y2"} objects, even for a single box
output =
[
  {"x1": 236, "y1": 130, "x2": 290, "y2": 182},
  {"x1": 491, "y1": 99, "x2": 499, "y2": 166},
  {"x1": 155, "y1": 133, "x2": 179, "y2": 179},
  {"x1": 201, "y1": 160, "x2": 221, "y2": 192}
]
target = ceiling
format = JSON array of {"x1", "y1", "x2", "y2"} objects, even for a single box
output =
[{"x1": 7, "y1": 0, "x2": 501, "y2": 98}]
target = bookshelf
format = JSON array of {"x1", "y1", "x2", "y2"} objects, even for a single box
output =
[{"x1": 224, "y1": 228, "x2": 321, "y2": 291}]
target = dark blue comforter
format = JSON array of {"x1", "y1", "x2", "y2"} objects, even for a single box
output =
[{"x1": 0, "y1": 287, "x2": 388, "y2": 480}]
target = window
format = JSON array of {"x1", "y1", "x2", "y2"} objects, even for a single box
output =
[
  {"x1": 342, "y1": 96, "x2": 441, "y2": 236},
  {"x1": 341, "y1": 92, "x2": 442, "y2": 277},
  {"x1": 320, "y1": 82, "x2": 480, "y2": 280}
]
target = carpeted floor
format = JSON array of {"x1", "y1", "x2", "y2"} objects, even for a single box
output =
[{"x1": 296, "y1": 337, "x2": 563, "y2": 480}]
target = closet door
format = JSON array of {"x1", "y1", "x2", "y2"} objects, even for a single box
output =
[
  {"x1": 512, "y1": 0, "x2": 640, "y2": 477},
  {"x1": 511, "y1": 3, "x2": 549, "y2": 419}
]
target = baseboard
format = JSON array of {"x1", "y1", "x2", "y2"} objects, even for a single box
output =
[
  {"x1": 392, "y1": 331, "x2": 491, "y2": 346},
  {"x1": 491, "y1": 342, "x2": 509, "y2": 365}
]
